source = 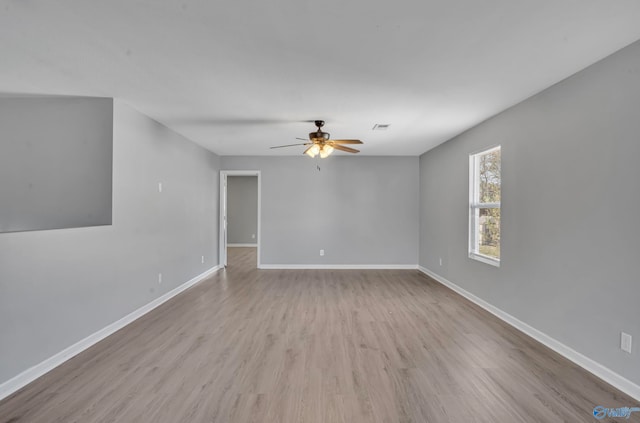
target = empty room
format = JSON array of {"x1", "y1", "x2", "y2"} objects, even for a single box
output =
[{"x1": 1, "y1": 1, "x2": 639, "y2": 422}]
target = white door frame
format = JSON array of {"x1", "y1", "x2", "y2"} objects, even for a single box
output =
[{"x1": 219, "y1": 170, "x2": 261, "y2": 268}]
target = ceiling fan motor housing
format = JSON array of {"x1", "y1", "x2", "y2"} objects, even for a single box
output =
[{"x1": 310, "y1": 131, "x2": 330, "y2": 141}]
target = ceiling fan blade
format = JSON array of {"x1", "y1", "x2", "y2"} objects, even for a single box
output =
[
  {"x1": 270, "y1": 143, "x2": 309, "y2": 149},
  {"x1": 329, "y1": 139, "x2": 363, "y2": 144},
  {"x1": 332, "y1": 144, "x2": 360, "y2": 153}
]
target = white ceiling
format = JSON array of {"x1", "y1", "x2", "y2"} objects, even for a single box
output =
[{"x1": 2, "y1": 0, "x2": 640, "y2": 156}]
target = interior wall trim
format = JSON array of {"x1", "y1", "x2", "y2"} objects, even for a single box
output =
[
  {"x1": 418, "y1": 265, "x2": 640, "y2": 401},
  {"x1": 259, "y1": 264, "x2": 419, "y2": 270},
  {"x1": 0, "y1": 265, "x2": 222, "y2": 402}
]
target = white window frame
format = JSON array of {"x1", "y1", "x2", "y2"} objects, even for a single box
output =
[{"x1": 469, "y1": 145, "x2": 501, "y2": 267}]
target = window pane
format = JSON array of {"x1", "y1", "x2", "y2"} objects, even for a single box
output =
[
  {"x1": 479, "y1": 149, "x2": 501, "y2": 203},
  {"x1": 469, "y1": 146, "x2": 501, "y2": 265},
  {"x1": 477, "y1": 208, "x2": 500, "y2": 259}
]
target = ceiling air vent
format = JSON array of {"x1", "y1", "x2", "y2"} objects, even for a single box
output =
[{"x1": 372, "y1": 124, "x2": 391, "y2": 131}]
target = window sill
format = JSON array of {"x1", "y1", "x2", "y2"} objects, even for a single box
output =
[{"x1": 468, "y1": 253, "x2": 500, "y2": 267}]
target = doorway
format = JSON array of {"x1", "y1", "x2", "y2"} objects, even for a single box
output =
[{"x1": 219, "y1": 170, "x2": 261, "y2": 268}]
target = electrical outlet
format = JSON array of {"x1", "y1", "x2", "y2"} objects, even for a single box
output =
[
  {"x1": 201, "y1": 256, "x2": 205, "y2": 264},
  {"x1": 252, "y1": 234, "x2": 256, "y2": 239},
  {"x1": 158, "y1": 273, "x2": 162, "y2": 284},
  {"x1": 439, "y1": 257, "x2": 443, "y2": 266},
  {"x1": 621, "y1": 332, "x2": 632, "y2": 354},
  {"x1": 319, "y1": 249, "x2": 325, "y2": 256},
  {"x1": 158, "y1": 182, "x2": 162, "y2": 193}
]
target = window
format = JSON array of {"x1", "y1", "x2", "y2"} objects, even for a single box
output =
[{"x1": 469, "y1": 146, "x2": 501, "y2": 266}]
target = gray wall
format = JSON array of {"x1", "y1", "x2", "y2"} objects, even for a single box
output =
[
  {"x1": 0, "y1": 97, "x2": 113, "y2": 233},
  {"x1": 222, "y1": 156, "x2": 419, "y2": 265},
  {"x1": 419, "y1": 40, "x2": 640, "y2": 386},
  {"x1": 227, "y1": 176, "x2": 258, "y2": 244},
  {"x1": 0, "y1": 100, "x2": 220, "y2": 384}
]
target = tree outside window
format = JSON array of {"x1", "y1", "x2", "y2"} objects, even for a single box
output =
[{"x1": 469, "y1": 146, "x2": 501, "y2": 265}]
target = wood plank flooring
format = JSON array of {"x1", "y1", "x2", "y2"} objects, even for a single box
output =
[{"x1": 1, "y1": 247, "x2": 637, "y2": 422}]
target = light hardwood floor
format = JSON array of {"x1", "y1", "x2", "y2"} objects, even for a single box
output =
[{"x1": 1, "y1": 248, "x2": 637, "y2": 422}]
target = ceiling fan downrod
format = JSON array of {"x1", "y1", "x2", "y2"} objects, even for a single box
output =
[{"x1": 311, "y1": 120, "x2": 329, "y2": 141}]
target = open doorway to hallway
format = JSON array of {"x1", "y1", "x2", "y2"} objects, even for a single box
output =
[{"x1": 219, "y1": 170, "x2": 261, "y2": 268}]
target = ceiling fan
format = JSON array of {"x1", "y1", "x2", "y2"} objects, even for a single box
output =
[{"x1": 270, "y1": 120, "x2": 363, "y2": 158}]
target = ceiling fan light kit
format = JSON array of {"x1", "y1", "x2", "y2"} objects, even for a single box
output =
[
  {"x1": 304, "y1": 144, "x2": 321, "y2": 157},
  {"x1": 319, "y1": 144, "x2": 334, "y2": 158},
  {"x1": 271, "y1": 120, "x2": 363, "y2": 158}
]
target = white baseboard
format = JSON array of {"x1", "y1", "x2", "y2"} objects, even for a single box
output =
[
  {"x1": 418, "y1": 266, "x2": 640, "y2": 401},
  {"x1": 227, "y1": 243, "x2": 257, "y2": 247},
  {"x1": 259, "y1": 264, "x2": 418, "y2": 270},
  {"x1": 0, "y1": 265, "x2": 222, "y2": 402}
]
